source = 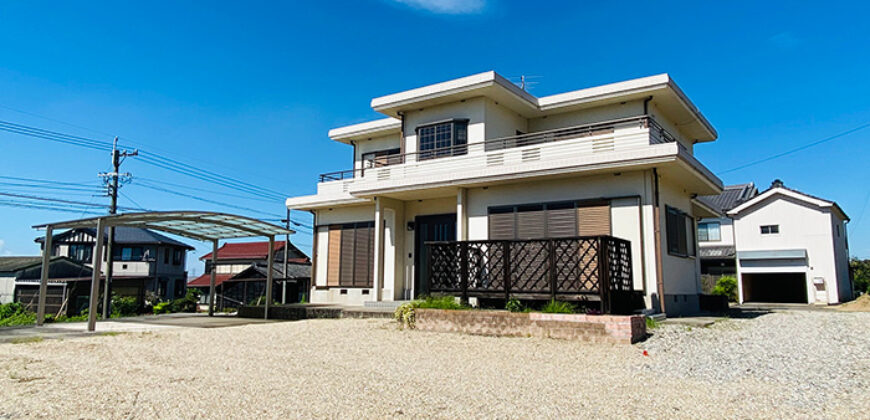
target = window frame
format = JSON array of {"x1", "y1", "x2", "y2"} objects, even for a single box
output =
[
  {"x1": 416, "y1": 119, "x2": 469, "y2": 161},
  {"x1": 760, "y1": 224, "x2": 780, "y2": 235},
  {"x1": 697, "y1": 221, "x2": 721, "y2": 242},
  {"x1": 666, "y1": 206, "x2": 696, "y2": 258}
]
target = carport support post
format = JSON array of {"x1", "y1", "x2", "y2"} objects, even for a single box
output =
[
  {"x1": 87, "y1": 218, "x2": 106, "y2": 332},
  {"x1": 36, "y1": 225, "x2": 53, "y2": 326},
  {"x1": 208, "y1": 239, "x2": 218, "y2": 317},
  {"x1": 264, "y1": 235, "x2": 275, "y2": 320}
]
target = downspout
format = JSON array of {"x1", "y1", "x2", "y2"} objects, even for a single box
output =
[
  {"x1": 397, "y1": 111, "x2": 406, "y2": 156},
  {"x1": 643, "y1": 96, "x2": 653, "y2": 116},
  {"x1": 308, "y1": 209, "x2": 318, "y2": 300},
  {"x1": 350, "y1": 140, "x2": 358, "y2": 177},
  {"x1": 652, "y1": 168, "x2": 666, "y2": 314}
]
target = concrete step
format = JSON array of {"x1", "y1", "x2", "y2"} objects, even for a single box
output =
[{"x1": 363, "y1": 300, "x2": 411, "y2": 309}]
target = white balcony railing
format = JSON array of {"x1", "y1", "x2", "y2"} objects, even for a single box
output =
[{"x1": 315, "y1": 115, "x2": 679, "y2": 196}]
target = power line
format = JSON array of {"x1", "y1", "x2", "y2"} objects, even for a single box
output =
[
  {"x1": 720, "y1": 121, "x2": 870, "y2": 174},
  {"x1": 0, "y1": 192, "x2": 146, "y2": 211}
]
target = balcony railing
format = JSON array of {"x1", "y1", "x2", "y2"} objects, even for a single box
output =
[
  {"x1": 318, "y1": 115, "x2": 677, "y2": 183},
  {"x1": 424, "y1": 236, "x2": 636, "y2": 314}
]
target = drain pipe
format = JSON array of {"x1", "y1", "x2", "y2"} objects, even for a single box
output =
[
  {"x1": 643, "y1": 96, "x2": 653, "y2": 115},
  {"x1": 397, "y1": 111, "x2": 406, "y2": 156},
  {"x1": 652, "y1": 168, "x2": 666, "y2": 314}
]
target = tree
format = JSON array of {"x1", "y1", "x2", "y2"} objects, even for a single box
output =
[{"x1": 850, "y1": 258, "x2": 870, "y2": 295}]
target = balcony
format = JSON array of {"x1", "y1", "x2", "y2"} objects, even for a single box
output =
[{"x1": 289, "y1": 115, "x2": 715, "y2": 208}]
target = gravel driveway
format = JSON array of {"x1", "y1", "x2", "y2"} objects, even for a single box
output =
[{"x1": 1, "y1": 310, "x2": 868, "y2": 419}]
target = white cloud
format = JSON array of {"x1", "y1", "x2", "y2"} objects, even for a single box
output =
[
  {"x1": 0, "y1": 239, "x2": 10, "y2": 256},
  {"x1": 390, "y1": 0, "x2": 487, "y2": 14}
]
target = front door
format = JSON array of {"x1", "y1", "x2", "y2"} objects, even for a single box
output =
[{"x1": 414, "y1": 213, "x2": 457, "y2": 298}]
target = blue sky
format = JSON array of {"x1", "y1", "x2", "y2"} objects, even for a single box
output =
[{"x1": 1, "y1": 0, "x2": 870, "y2": 271}]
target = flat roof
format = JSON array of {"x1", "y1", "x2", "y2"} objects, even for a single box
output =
[
  {"x1": 34, "y1": 211, "x2": 294, "y2": 242},
  {"x1": 330, "y1": 71, "x2": 717, "y2": 143}
]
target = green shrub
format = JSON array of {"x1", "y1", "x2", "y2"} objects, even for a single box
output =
[
  {"x1": 394, "y1": 295, "x2": 468, "y2": 329},
  {"x1": 0, "y1": 302, "x2": 25, "y2": 319},
  {"x1": 541, "y1": 299, "x2": 574, "y2": 314},
  {"x1": 645, "y1": 316, "x2": 659, "y2": 329},
  {"x1": 168, "y1": 289, "x2": 200, "y2": 313},
  {"x1": 153, "y1": 302, "x2": 171, "y2": 314},
  {"x1": 0, "y1": 311, "x2": 36, "y2": 327},
  {"x1": 712, "y1": 275, "x2": 738, "y2": 302},
  {"x1": 111, "y1": 295, "x2": 139, "y2": 318},
  {"x1": 505, "y1": 298, "x2": 524, "y2": 313}
]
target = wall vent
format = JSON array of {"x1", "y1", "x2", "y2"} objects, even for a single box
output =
[
  {"x1": 592, "y1": 137, "x2": 615, "y2": 153},
  {"x1": 377, "y1": 169, "x2": 391, "y2": 181},
  {"x1": 342, "y1": 181, "x2": 351, "y2": 192},
  {"x1": 522, "y1": 148, "x2": 541, "y2": 162},
  {"x1": 487, "y1": 153, "x2": 504, "y2": 166}
]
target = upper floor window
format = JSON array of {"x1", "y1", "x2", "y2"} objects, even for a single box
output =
[
  {"x1": 697, "y1": 222, "x2": 721, "y2": 242},
  {"x1": 173, "y1": 249, "x2": 183, "y2": 265},
  {"x1": 68, "y1": 244, "x2": 93, "y2": 262},
  {"x1": 361, "y1": 148, "x2": 401, "y2": 168},
  {"x1": 666, "y1": 206, "x2": 696, "y2": 257},
  {"x1": 760, "y1": 225, "x2": 779, "y2": 235},
  {"x1": 115, "y1": 246, "x2": 144, "y2": 261},
  {"x1": 417, "y1": 119, "x2": 468, "y2": 160}
]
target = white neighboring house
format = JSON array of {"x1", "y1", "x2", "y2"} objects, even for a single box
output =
[
  {"x1": 727, "y1": 180, "x2": 851, "y2": 304},
  {"x1": 286, "y1": 71, "x2": 724, "y2": 316}
]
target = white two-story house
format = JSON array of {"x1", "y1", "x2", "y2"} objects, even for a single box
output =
[
  {"x1": 286, "y1": 71, "x2": 724, "y2": 316},
  {"x1": 727, "y1": 180, "x2": 851, "y2": 304}
]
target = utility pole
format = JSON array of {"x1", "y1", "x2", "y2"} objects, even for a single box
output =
[
  {"x1": 99, "y1": 137, "x2": 137, "y2": 318},
  {"x1": 281, "y1": 209, "x2": 290, "y2": 304}
]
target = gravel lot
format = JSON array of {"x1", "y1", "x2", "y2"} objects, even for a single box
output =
[{"x1": 1, "y1": 310, "x2": 868, "y2": 419}]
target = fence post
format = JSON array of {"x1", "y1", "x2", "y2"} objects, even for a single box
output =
[
  {"x1": 460, "y1": 242, "x2": 469, "y2": 305},
  {"x1": 503, "y1": 241, "x2": 511, "y2": 301},
  {"x1": 598, "y1": 237, "x2": 610, "y2": 314},
  {"x1": 548, "y1": 240, "x2": 557, "y2": 301}
]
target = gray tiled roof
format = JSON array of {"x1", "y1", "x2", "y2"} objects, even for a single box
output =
[
  {"x1": 697, "y1": 183, "x2": 758, "y2": 213},
  {"x1": 699, "y1": 246, "x2": 736, "y2": 259}
]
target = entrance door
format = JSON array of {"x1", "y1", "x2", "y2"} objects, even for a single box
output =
[{"x1": 414, "y1": 213, "x2": 456, "y2": 298}]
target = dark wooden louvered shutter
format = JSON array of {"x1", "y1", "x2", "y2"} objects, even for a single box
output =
[
  {"x1": 339, "y1": 224, "x2": 356, "y2": 286},
  {"x1": 327, "y1": 225, "x2": 342, "y2": 286},
  {"x1": 577, "y1": 202, "x2": 611, "y2": 236},
  {"x1": 353, "y1": 223, "x2": 373, "y2": 287},
  {"x1": 546, "y1": 203, "x2": 577, "y2": 238},
  {"x1": 488, "y1": 208, "x2": 516, "y2": 240},
  {"x1": 517, "y1": 205, "x2": 546, "y2": 239}
]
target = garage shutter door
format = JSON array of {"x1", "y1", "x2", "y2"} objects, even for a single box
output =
[{"x1": 577, "y1": 203, "x2": 611, "y2": 236}]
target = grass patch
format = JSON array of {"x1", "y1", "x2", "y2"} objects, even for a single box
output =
[
  {"x1": 645, "y1": 316, "x2": 660, "y2": 329},
  {"x1": 9, "y1": 336, "x2": 44, "y2": 344},
  {"x1": 99, "y1": 332, "x2": 125, "y2": 337}
]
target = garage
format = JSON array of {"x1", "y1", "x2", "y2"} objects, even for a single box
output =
[{"x1": 741, "y1": 272, "x2": 808, "y2": 303}]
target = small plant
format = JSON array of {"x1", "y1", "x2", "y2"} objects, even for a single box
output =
[
  {"x1": 394, "y1": 295, "x2": 468, "y2": 329},
  {"x1": 394, "y1": 302, "x2": 416, "y2": 329},
  {"x1": 712, "y1": 275, "x2": 738, "y2": 302},
  {"x1": 0, "y1": 303, "x2": 36, "y2": 327},
  {"x1": 645, "y1": 316, "x2": 659, "y2": 329},
  {"x1": 153, "y1": 302, "x2": 171, "y2": 314},
  {"x1": 10, "y1": 336, "x2": 43, "y2": 344},
  {"x1": 111, "y1": 294, "x2": 139, "y2": 318},
  {"x1": 505, "y1": 298, "x2": 524, "y2": 313},
  {"x1": 541, "y1": 299, "x2": 574, "y2": 314}
]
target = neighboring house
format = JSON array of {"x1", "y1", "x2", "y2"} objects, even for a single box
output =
[
  {"x1": 286, "y1": 71, "x2": 724, "y2": 316},
  {"x1": 35, "y1": 227, "x2": 194, "y2": 305},
  {"x1": 696, "y1": 183, "x2": 759, "y2": 277},
  {"x1": 187, "y1": 241, "x2": 311, "y2": 308},
  {"x1": 0, "y1": 256, "x2": 93, "y2": 316},
  {"x1": 727, "y1": 180, "x2": 851, "y2": 304}
]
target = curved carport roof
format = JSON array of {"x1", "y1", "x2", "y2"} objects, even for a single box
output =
[{"x1": 33, "y1": 211, "x2": 294, "y2": 332}]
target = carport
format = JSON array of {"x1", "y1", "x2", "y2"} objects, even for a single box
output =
[{"x1": 32, "y1": 211, "x2": 294, "y2": 331}]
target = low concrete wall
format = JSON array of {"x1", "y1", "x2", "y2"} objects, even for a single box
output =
[
  {"x1": 237, "y1": 304, "x2": 391, "y2": 320},
  {"x1": 415, "y1": 309, "x2": 646, "y2": 344}
]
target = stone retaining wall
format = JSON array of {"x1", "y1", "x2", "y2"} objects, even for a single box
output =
[{"x1": 415, "y1": 309, "x2": 646, "y2": 344}]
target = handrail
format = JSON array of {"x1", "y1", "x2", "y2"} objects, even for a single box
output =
[{"x1": 318, "y1": 115, "x2": 678, "y2": 182}]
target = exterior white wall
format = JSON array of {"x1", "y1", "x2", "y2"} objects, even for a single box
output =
[
  {"x1": 527, "y1": 100, "x2": 643, "y2": 132},
  {"x1": 657, "y1": 175, "x2": 702, "y2": 298},
  {"x1": 402, "y1": 97, "x2": 486, "y2": 155},
  {"x1": 648, "y1": 103, "x2": 694, "y2": 154},
  {"x1": 832, "y1": 214, "x2": 852, "y2": 301},
  {"x1": 732, "y1": 195, "x2": 843, "y2": 304},
  {"x1": 0, "y1": 275, "x2": 14, "y2": 304},
  {"x1": 354, "y1": 133, "x2": 401, "y2": 171},
  {"x1": 484, "y1": 98, "x2": 528, "y2": 139}
]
